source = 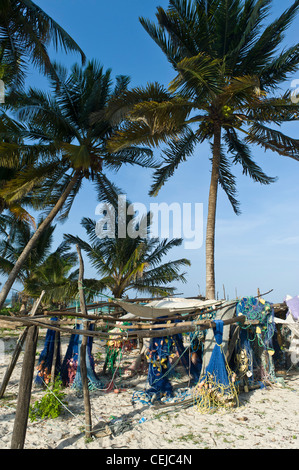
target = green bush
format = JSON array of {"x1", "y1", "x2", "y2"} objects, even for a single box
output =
[
  {"x1": 29, "y1": 378, "x2": 68, "y2": 422},
  {"x1": 0, "y1": 303, "x2": 21, "y2": 316}
]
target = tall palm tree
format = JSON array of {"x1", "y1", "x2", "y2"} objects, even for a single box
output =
[
  {"x1": 64, "y1": 181, "x2": 191, "y2": 298},
  {"x1": 107, "y1": 0, "x2": 299, "y2": 299},
  {"x1": 0, "y1": 60, "x2": 157, "y2": 308},
  {"x1": 0, "y1": 0, "x2": 85, "y2": 89}
]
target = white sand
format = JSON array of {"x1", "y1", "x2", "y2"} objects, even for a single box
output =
[{"x1": 0, "y1": 332, "x2": 298, "y2": 450}]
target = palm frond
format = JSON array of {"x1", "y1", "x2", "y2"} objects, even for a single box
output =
[
  {"x1": 0, "y1": 0, "x2": 85, "y2": 88},
  {"x1": 93, "y1": 172, "x2": 124, "y2": 207},
  {"x1": 0, "y1": 159, "x2": 62, "y2": 203},
  {"x1": 240, "y1": 0, "x2": 299, "y2": 74},
  {"x1": 104, "y1": 146, "x2": 158, "y2": 171},
  {"x1": 260, "y1": 44, "x2": 299, "y2": 89},
  {"x1": 247, "y1": 91, "x2": 299, "y2": 123},
  {"x1": 217, "y1": 147, "x2": 241, "y2": 215},
  {"x1": 105, "y1": 82, "x2": 173, "y2": 126},
  {"x1": 227, "y1": 0, "x2": 272, "y2": 69},
  {"x1": 225, "y1": 127, "x2": 277, "y2": 184},
  {"x1": 139, "y1": 17, "x2": 182, "y2": 67},
  {"x1": 149, "y1": 127, "x2": 198, "y2": 196},
  {"x1": 169, "y1": 52, "x2": 224, "y2": 99},
  {"x1": 246, "y1": 122, "x2": 299, "y2": 161},
  {"x1": 107, "y1": 119, "x2": 179, "y2": 153}
]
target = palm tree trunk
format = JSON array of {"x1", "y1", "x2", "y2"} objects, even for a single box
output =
[
  {"x1": 205, "y1": 124, "x2": 221, "y2": 300},
  {"x1": 0, "y1": 172, "x2": 80, "y2": 309}
]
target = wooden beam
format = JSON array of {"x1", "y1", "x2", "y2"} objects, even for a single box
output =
[
  {"x1": 125, "y1": 315, "x2": 247, "y2": 339},
  {"x1": 0, "y1": 313, "x2": 248, "y2": 340}
]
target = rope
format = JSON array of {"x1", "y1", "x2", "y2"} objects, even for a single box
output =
[{"x1": 193, "y1": 320, "x2": 239, "y2": 413}]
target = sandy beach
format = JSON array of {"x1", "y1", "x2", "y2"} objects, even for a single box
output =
[{"x1": 0, "y1": 332, "x2": 298, "y2": 450}]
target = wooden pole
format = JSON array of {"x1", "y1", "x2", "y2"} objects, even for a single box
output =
[
  {"x1": 76, "y1": 245, "x2": 92, "y2": 439},
  {"x1": 80, "y1": 323, "x2": 92, "y2": 438},
  {"x1": 0, "y1": 291, "x2": 45, "y2": 399},
  {"x1": 10, "y1": 324, "x2": 39, "y2": 449},
  {"x1": 50, "y1": 330, "x2": 59, "y2": 388}
]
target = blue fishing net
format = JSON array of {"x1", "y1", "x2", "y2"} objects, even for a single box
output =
[
  {"x1": 35, "y1": 317, "x2": 61, "y2": 387},
  {"x1": 233, "y1": 328, "x2": 255, "y2": 386},
  {"x1": 135, "y1": 320, "x2": 203, "y2": 405},
  {"x1": 146, "y1": 335, "x2": 175, "y2": 399},
  {"x1": 71, "y1": 323, "x2": 102, "y2": 391},
  {"x1": 236, "y1": 296, "x2": 277, "y2": 382},
  {"x1": 60, "y1": 325, "x2": 80, "y2": 387},
  {"x1": 236, "y1": 296, "x2": 276, "y2": 349},
  {"x1": 201, "y1": 320, "x2": 231, "y2": 389},
  {"x1": 194, "y1": 320, "x2": 238, "y2": 412}
]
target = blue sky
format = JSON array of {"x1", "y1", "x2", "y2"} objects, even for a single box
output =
[{"x1": 4, "y1": 0, "x2": 299, "y2": 303}]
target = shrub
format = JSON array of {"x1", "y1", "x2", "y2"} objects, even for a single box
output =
[{"x1": 29, "y1": 378, "x2": 68, "y2": 421}]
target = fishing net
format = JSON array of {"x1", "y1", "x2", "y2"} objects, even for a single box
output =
[
  {"x1": 234, "y1": 328, "x2": 255, "y2": 392},
  {"x1": 201, "y1": 302, "x2": 236, "y2": 377},
  {"x1": 60, "y1": 325, "x2": 80, "y2": 387},
  {"x1": 236, "y1": 297, "x2": 276, "y2": 348},
  {"x1": 104, "y1": 321, "x2": 137, "y2": 374},
  {"x1": 132, "y1": 332, "x2": 195, "y2": 406},
  {"x1": 236, "y1": 297, "x2": 277, "y2": 383},
  {"x1": 145, "y1": 335, "x2": 175, "y2": 399},
  {"x1": 61, "y1": 322, "x2": 101, "y2": 390},
  {"x1": 132, "y1": 317, "x2": 207, "y2": 406},
  {"x1": 35, "y1": 317, "x2": 61, "y2": 387},
  {"x1": 193, "y1": 320, "x2": 238, "y2": 412},
  {"x1": 71, "y1": 323, "x2": 102, "y2": 391},
  {"x1": 104, "y1": 344, "x2": 123, "y2": 374}
]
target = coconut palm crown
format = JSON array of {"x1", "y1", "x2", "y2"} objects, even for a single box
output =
[{"x1": 64, "y1": 181, "x2": 191, "y2": 298}]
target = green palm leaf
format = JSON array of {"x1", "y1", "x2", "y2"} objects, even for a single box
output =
[{"x1": 0, "y1": 0, "x2": 85, "y2": 88}]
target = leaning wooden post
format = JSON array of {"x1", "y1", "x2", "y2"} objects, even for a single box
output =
[
  {"x1": 0, "y1": 327, "x2": 29, "y2": 400},
  {"x1": 76, "y1": 245, "x2": 92, "y2": 439},
  {"x1": 10, "y1": 323, "x2": 39, "y2": 449},
  {"x1": 0, "y1": 291, "x2": 45, "y2": 399}
]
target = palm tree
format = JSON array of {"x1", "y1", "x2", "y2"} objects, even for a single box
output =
[
  {"x1": 0, "y1": 218, "x2": 79, "y2": 309},
  {"x1": 0, "y1": 0, "x2": 85, "y2": 89},
  {"x1": 0, "y1": 60, "x2": 157, "y2": 308},
  {"x1": 64, "y1": 181, "x2": 191, "y2": 298},
  {"x1": 21, "y1": 242, "x2": 80, "y2": 309},
  {"x1": 107, "y1": 0, "x2": 299, "y2": 299}
]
